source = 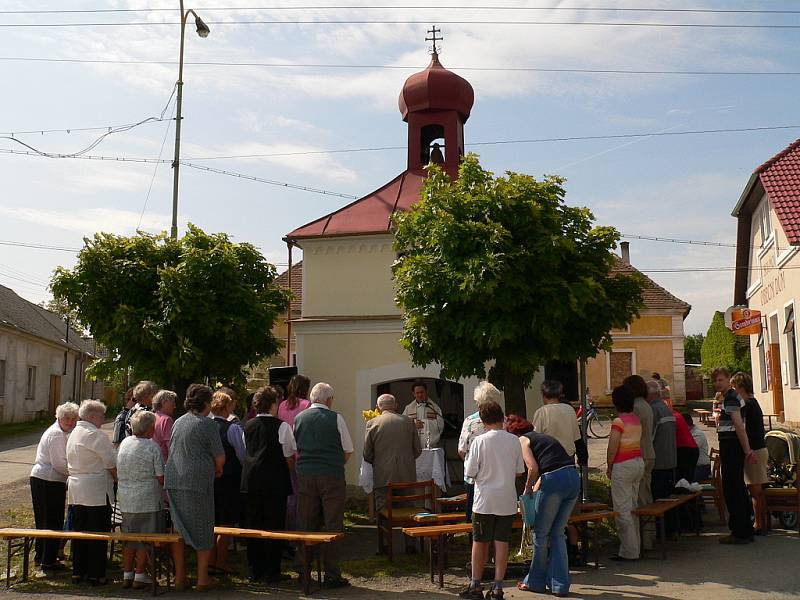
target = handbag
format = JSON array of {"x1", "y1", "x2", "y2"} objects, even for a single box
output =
[{"x1": 519, "y1": 491, "x2": 539, "y2": 527}]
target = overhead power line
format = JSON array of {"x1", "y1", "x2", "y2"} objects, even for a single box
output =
[
  {"x1": 4, "y1": 6, "x2": 800, "y2": 15},
  {"x1": 3, "y1": 56, "x2": 800, "y2": 77},
  {"x1": 0, "y1": 239, "x2": 81, "y2": 252},
  {"x1": 620, "y1": 234, "x2": 736, "y2": 249},
  {"x1": 184, "y1": 125, "x2": 800, "y2": 160},
  {"x1": 4, "y1": 19, "x2": 800, "y2": 29},
  {"x1": 3, "y1": 124, "x2": 799, "y2": 165}
]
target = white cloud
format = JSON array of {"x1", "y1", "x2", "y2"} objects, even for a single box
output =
[
  {"x1": 185, "y1": 141, "x2": 359, "y2": 183},
  {"x1": 0, "y1": 206, "x2": 169, "y2": 235}
]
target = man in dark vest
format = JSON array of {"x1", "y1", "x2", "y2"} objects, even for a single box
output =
[
  {"x1": 241, "y1": 386, "x2": 296, "y2": 582},
  {"x1": 294, "y1": 382, "x2": 353, "y2": 588}
]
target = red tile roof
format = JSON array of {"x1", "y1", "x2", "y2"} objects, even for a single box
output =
[
  {"x1": 286, "y1": 169, "x2": 426, "y2": 240},
  {"x1": 756, "y1": 138, "x2": 800, "y2": 245},
  {"x1": 613, "y1": 256, "x2": 691, "y2": 317},
  {"x1": 274, "y1": 261, "x2": 302, "y2": 316}
]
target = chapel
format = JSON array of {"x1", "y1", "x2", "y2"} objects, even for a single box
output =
[{"x1": 283, "y1": 36, "x2": 546, "y2": 484}]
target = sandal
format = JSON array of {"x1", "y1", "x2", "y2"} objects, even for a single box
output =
[{"x1": 517, "y1": 581, "x2": 547, "y2": 593}]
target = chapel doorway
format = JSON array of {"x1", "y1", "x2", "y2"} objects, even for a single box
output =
[
  {"x1": 373, "y1": 377, "x2": 464, "y2": 485},
  {"x1": 544, "y1": 361, "x2": 579, "y2": 403}
]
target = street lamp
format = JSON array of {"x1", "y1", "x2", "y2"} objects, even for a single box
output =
[{"x1": 170, "y1": 2, "x2": 210, "y2": 240}]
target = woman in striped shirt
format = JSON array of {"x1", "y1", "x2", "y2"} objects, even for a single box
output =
[{"x1": 607, "y1": 386, "x2": 644, "y2": 561}]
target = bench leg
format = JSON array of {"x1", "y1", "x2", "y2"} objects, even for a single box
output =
[
  {"x1": 437, "y1": 535, "x2": 445, "y2": 589},
  {"x1": 21, "y1": 538, "x2": 30, "y2": 583},
  {"x1": 301, "y1": 542, "x2": 310, "y2": 596},
  {"x1": 658, "y1": 518, "x2": 666, "y2": 560},
  {"x1": 428, "y1": 538, "x2": 434, "y2": 584},
  {"x1": 316, "y1": 552, "x2": 322, "y2": 589},
  {"x1": 6, "y1": 540, "x2": 11, "y2": 589}
]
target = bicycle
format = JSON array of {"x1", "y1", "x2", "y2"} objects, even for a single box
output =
[{"x1": 576, "y1": 401, "x2": 612, "y2": 439}]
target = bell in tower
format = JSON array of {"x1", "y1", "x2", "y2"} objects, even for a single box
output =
[{"x1": 398, "y1": 27, "x2": 475, "y2": 179}]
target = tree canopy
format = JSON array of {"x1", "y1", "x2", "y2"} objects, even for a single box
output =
[
  {"x1": 392, "y1": 155, "x2": 645, "y2": 416},
  {"x1": 701, "y1": 311, "x2": 752, "y2": 375},
  {"x1": 51, "y1": 225, "x2": 290, "y2": 393},
  {"x1": 684, "y1": 333, "x2": 705, "y2": 364}
]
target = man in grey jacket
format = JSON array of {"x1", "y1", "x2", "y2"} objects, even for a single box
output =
[
  {"x1": 365, "y1": 394, "x2": 422, "y2": 555},
  {"x1": 647, "y1": 380, "x2": 677, "y2": 534}
]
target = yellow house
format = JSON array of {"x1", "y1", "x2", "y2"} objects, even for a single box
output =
[{"x1": 585, "y1": 245, "x2": 691, "y2": 405}]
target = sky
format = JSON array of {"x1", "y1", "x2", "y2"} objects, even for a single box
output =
[{"x1": 2, "y1": 0, "x2": 800, "y2": 335}]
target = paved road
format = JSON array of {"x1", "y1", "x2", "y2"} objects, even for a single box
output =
[{"x1": 0, "y1": 422, "x2": 114, "y2": 487}]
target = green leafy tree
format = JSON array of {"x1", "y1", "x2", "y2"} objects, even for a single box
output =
[
  {"x1": 40, "y1": 297, "x2": 84, "y2": 333},
  {"x1": 392, "y1": 155, "x2": 645, "y2": 416},
  {"x1": 51, "y1": 225, "x2": 290, "y2": 395},
  {"x1": 684, "y1": 333, "x2": 705, "y2": 364},
  {"x1": 701, "y1": 311, "x2": 752, "y2": 375}
]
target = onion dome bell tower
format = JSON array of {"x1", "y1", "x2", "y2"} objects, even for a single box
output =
[{"x1": 398, "y1": 26, "x2": 475, "y2": 180}]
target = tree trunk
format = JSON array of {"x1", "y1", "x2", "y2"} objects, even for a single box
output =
[{"x1": 502, "y1": 370, "x2": 528, "y2": 419}]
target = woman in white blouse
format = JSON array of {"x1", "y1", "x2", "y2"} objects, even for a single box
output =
[
  {"x1": 66, "y1": 400, "x2": 117, "y2": 586},
  {"x1": 29, "y1": 402, "x2": 79, "y2": 571}
]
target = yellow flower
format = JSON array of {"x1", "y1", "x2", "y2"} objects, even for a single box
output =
[{"x1": 362, "y1": 409, "x2": 381, "y2": 421}]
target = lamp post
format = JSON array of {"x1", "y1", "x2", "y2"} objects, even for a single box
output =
[{"x1": 171, "y1": 2, "x2": 210, "y2": 239}]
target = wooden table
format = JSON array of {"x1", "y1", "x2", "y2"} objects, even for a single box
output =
[{"x1": 694, "y1": 409, "x2": 712, "y2": 426}]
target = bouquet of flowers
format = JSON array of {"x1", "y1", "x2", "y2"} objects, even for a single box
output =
[{"x1": 362, "y1": 408, "x2": 381, "y2": 422}]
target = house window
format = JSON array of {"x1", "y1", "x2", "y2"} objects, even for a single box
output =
[
  {"x1": 609, "y1": 351, "x2": 634, "y2": 389},
  {"x1": 784, "y1": 306, "x2": 799, "y2": 388},
  {"x1": 0, "y1": 360, "x2": 5, "y2": 398},
  {"x1": 760, "y1": 203, "x2": 773, "y2": 246},
  {"x1": 757, "y1": 333, "x2": 768, "y2": 393},
  {"x1": 26, "y1": 366, "x2": 36, "y2": 400}
]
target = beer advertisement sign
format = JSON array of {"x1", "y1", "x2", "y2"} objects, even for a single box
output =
[{"x1": 729, "y1": 308, "x2": 762, "y2": 336}]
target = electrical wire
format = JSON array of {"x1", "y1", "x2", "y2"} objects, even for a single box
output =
[
  {"x1": 3, "y1": 6, "x2": 800, "y2": 15},
  {"x1": 4, "y1": 19, "x2": 800, "y2": 29},
  {"x1": 0, "y1": 239, "x2": 81, "y2": 252},
  {"x1": 139, "y1": 100, "x2": 176, "y2": 230},
  {"x1": 0, "y1": 86, "x2": 176, "y2": 159},
  {"x1": 3, "y1": 56, "x2": 799, "y2": 77}
]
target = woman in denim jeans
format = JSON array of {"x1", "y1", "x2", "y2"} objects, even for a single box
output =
[{"x1": 517, "y1": 431, "x2": 580, "y2": 597}]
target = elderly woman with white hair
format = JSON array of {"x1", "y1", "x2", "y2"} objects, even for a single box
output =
[
  {"x1": 29, "y1": 402, "x2": 79, "y2": 571},
  {"x1": 66, "y1": 400, "x2": 117, "y2": 586},
  {"x1": 117, "y1": 410, "x2": 165, "y2": 589},
  {"x1": 458, "y1": 381, "x2": 501, "y2": 522}
]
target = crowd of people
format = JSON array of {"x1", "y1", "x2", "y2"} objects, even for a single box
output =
[
  {"x1": 28, "y1": 376, "x2": 356, "y2": 590},
  {"x1": 27, "y1": 367, "x2": 769, "y2": 596}
]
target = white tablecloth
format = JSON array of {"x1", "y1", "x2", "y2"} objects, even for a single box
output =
[
  {"x1": 416, "y1": 447, "x2": 450, "y2": 492},
  {"x1": 358, "y1": 447, "x2": 450, "y2": 494}
]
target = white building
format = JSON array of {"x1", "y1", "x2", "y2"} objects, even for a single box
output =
[
  {"x1": 0, "y1": 284, "x2": 97, "y2": 423},
  {"x1": 733, "y1": 139, "x2": 800, "y2": 425}
]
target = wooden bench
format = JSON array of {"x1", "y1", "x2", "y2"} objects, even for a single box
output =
[
  {"x1": 403, "y1": 511, "x2": 617, "y2": 588},
  {"x1": 214, "y1": 527, "x2": 343, "y2": 595},
  {"x1": 0, "y1": 528, "x2": 180, "y2": 595},
  {"x1": 633, "y1": 492, "x2": 702, "y2": 559}
]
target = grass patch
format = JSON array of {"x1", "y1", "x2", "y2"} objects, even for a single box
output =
[
  {"x1": 341, "y1": 552, "x2": 428, "y2": 578},
  {"x1": 0, "y1": 419, "x2": 49, "y2": 439},
  {"x1": 344, "y1": 509, "x2": 372, "y2": 528}
]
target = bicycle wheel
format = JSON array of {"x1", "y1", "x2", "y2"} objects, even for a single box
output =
[{"x1": 589, "y1": 414, "x2": 612, "y2": 439}]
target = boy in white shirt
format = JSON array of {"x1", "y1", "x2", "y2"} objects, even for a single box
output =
[{"x1": 461, "y1": 397, "x2": 526, "y2": 600}]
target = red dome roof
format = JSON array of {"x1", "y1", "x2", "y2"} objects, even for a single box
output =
[{"x1": 398, "y1": 52, "x2": 474, "y2": 122}]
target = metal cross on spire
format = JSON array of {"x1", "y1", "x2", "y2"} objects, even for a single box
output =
[{"x1": 426, "y1": 25, "x2": 443, "y2": 55}]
